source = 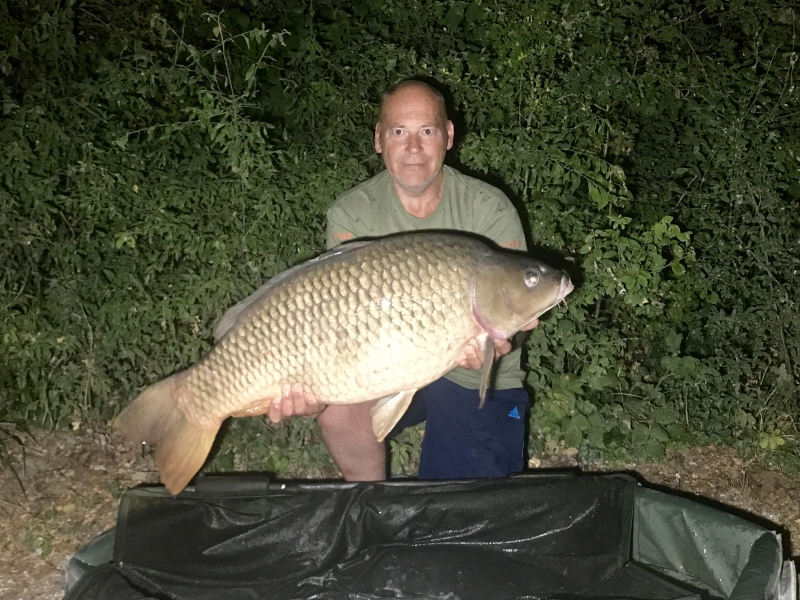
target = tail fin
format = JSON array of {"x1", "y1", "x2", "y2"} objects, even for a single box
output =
[{"x1": 112, "y1": 373, "x2": 218, "y2": 495}]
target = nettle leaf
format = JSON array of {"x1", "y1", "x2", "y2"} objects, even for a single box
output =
[
  {"x1": 651, "y1": 406, "x2": 678, "y2": 426},
  {"x1": 563, "y1": 416, "x2": 588, "y2": 448},
  {"x1": 649, "y1": 424, "x2": 671, "y2": 443},
  {"x1": 586, "y1": 429, "x2": 605, "y2": 448},
  {"x1": 641, "y1": 440, "x2": 666, "y2": 461},
  {"x1": 631, "y1": 424, "x2": 650, "y2": 446},
  {"x1": 666, "y1": 423, "x2": 694, "y2": 444}
]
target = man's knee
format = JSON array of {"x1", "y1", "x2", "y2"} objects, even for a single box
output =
[
  {"x1": 317, "y1": 402, "x2": 374, "y2": 438},
  {"x1": 316, "y1": 401, "x2": 386, "y2": 481}
]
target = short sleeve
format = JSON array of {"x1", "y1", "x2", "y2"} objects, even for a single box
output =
[
  {"x1": 326, "y1": 203, "x2": 358, "y2": 249},
  {"x1": 474, "y1": 193, "x2": 527, "y2": 252}
]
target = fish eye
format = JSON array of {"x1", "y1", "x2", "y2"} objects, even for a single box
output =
[{"x1": 524, "y1": 271, "x2": 540, "y2": 287}]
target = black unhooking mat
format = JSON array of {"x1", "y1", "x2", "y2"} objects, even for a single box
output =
[{"x1": 64, "y1": 474, "x2": 722, "y2": 600}]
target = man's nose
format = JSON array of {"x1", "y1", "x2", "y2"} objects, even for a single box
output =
[{"x1": 406, "y1": 133, "x2": 422, "y2": 153}]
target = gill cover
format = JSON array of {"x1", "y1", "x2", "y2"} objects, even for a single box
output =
[{"x1": 472, "y1": 254, "x2": 567, "y2": 339}]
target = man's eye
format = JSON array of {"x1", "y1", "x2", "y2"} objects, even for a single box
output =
[
  {"x1": 393, "y1": 129, "x2": 403, "y2": 135},
  {"x1": 423, "y1": 128, "x2": 433, "y2": 135}
]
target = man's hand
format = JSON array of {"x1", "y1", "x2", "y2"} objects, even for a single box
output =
[
  {"x1": 458, "y1": 318, "x2": 539, "y2": 370},
  {"x1": 268, "y1": 383, "x2": 324, "y2": 424}
]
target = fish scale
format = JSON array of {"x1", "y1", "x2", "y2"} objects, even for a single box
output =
[
  {"x1": 202, "y1": 243, "x2": 454, "y2": 406},
  {"x1": 113, "y1": 232, "x2": 573, "y2": 493}
]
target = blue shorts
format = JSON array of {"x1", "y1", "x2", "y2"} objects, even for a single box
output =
[{"x1": 387, "y1": 378, "x2": 529, "y2": 480}]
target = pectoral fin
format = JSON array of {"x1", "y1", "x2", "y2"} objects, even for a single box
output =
[
  {"x1": 370, "y1": 389, "x2": 417, "y2": 442},
  {"x1": 478, "y1": 336, "x2": 496, "y2": 408}
]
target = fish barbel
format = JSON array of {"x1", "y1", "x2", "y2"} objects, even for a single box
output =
[{"x1": 113, "y1": 232, "x2": 574, "y2": 493}]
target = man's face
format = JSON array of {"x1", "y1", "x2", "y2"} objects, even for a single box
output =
[{"x1": 374, "y1": 86, "x2": 454, "y2": 197}]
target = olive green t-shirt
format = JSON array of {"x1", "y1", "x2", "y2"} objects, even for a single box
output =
[{"x1": 326, "y1": 165, "x2": 527, "y2": 390}]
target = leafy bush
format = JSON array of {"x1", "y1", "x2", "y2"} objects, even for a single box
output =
[{"x1": 1, "y1": 0, "x2": 797, "y2": 474}]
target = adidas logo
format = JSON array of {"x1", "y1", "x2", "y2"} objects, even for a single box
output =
[{"x1": 507, "y1": 407, "x2": 521, "y2": 419}]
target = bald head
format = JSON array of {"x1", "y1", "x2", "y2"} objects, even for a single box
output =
[
  {"x1": 378, "y1": 80, "x2": 448, "y2": 129},
  {"x1": 373, "y1": 79, "x2": 454, "y2": 201}
]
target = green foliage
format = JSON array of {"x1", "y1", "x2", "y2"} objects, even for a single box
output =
[
  {"x1": 390, "y1": 425, "x2": 424, "y2": 476},
  {"x1": 206, "y1": 417, "x2": 338, "y2": 478},
  {"x1": 23, "y1": 531, "x2": 53, "y2": 559},
  {"x1": 1, "y1": 0, "x2": 797, "y2": 476}
]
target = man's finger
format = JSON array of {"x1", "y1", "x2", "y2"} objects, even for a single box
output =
[
  {"x1": 291, "y1": 383, "x2": 308, "y2": 415},
  {"x1": 268, "y1": 397, "x2": 283, "y2": 424},
  {"x1": 458, "y1": 339, "x2": 484, "y2": 370},
  {"x1": 522, "y1": 318, "x2": 539, "y2": 331},
  {"x1": 473, "y1": 340, "x2": 484, "y2": 363},
  {"x1": 281, "y1": 384, "x2": 295, "y2": 418},
  {"x1": 492, "y1": 338, "x2": 512, "y2": 358}
]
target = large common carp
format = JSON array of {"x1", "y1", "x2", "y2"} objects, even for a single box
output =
[{"x1": 113, "y1": 232, "x2": 573, "y2": 493}]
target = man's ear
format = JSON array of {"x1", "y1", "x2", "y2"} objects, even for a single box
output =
[
  {"x1": 374, "y1": 123, "x2": 382, "y2": 154},
  {"x1": 446, "y1": 120, "x2": 454, "y2": 150}
]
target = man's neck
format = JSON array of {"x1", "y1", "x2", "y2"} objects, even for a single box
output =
[{"x1": 394, "y1": 171, "x2": 445, "y2": 218}]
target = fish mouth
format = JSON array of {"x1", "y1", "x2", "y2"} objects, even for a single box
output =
[
  {"x1": 520, "y1": 274, "x2": 573, "y2": 326},
  {"x1": 557, "y1": 274, "x2": 574, "y2": 302},
  {"x1": 512, "y1": 273, "x2": 574, "y2": 325}
]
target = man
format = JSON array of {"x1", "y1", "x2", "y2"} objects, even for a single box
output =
[{"x1": 270, "y1": 79, "x2": 537, "y2": 480}]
